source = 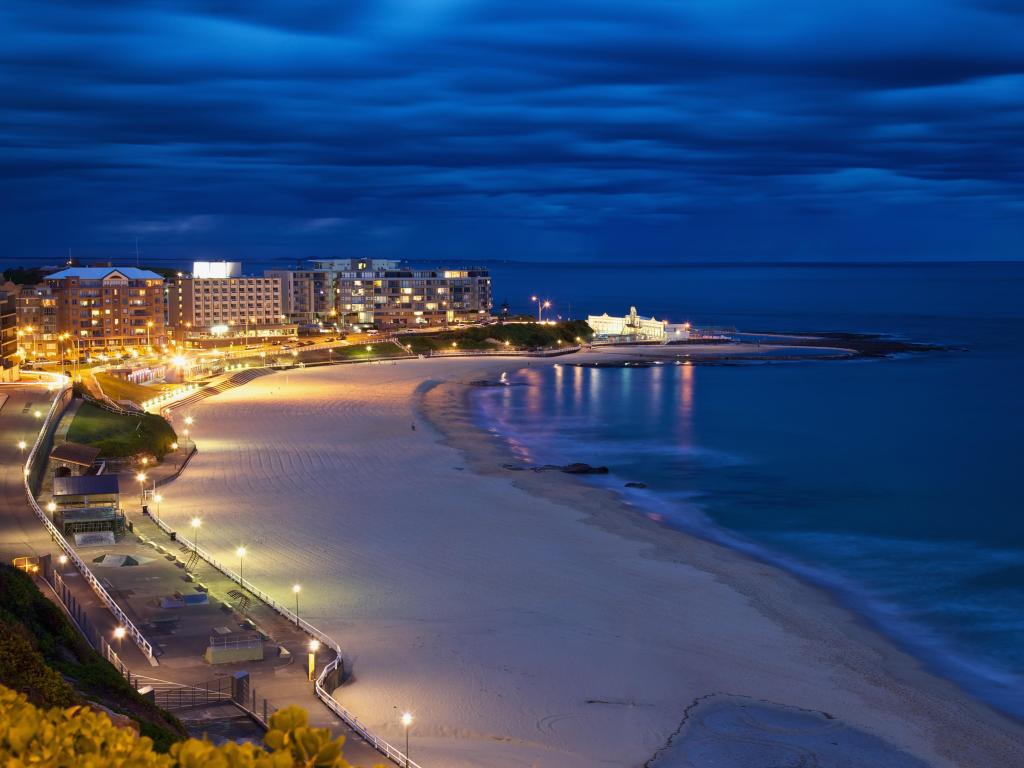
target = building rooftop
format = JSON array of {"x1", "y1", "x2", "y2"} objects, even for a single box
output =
[
  {"x1": 50, "y1": 441, "x2": 101, "y2": 468},
  {"x1": 45, "y1": 267, "x2": 163, "y2": 281},
  {"x1": 53, "y1": 474, "x2": 120, "y2": 497}
]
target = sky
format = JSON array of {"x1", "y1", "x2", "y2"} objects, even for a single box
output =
[{"x1": 1, "y1": 0, "x2": 1022, "y2": 266}]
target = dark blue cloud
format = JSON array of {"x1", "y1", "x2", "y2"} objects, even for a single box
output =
[{"x1": 0, "y1": 0, "x2": 1021, "y2": 265}]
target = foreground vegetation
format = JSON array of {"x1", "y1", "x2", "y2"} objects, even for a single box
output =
[
  {"x1": 403, "y1": 320, "x2": 592, "y2": 354},
  {"x1": 67, "y1": 402, "x2": 178, "y2": 459},
  {"x1": 0, "y1": 566, "x2": 185, "y2": 751},
  {"x1": 0, "y1": 684, "x2": 382, "y2": 767}
]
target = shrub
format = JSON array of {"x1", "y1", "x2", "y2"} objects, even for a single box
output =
[{"x1": 0, "y1": 685, "x2": 384, "y2": 767}]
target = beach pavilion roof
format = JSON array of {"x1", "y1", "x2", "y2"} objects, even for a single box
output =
[
  {"x1": 53, "y1": 474, "x2": 120, "y2": 498},
  {"x1": 50, "y1": 442, "x2": 101, "y2": 468}
]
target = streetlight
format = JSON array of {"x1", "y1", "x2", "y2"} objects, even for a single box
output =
[
  {"x1": 153, "y1": 493, "x2": 163, "y2": 520},
  {"x1": 190, "y1": 517, "x2": 201, "y2": 550},
  {"x1": 46, "y1": 500, "x2": 57, "y2": 514},
  {"x1": 33, "y1": 410, "x2": 41, "y2": 419},
  {"x1": 292, "y1": 584, "x2": 301, "y2": 626},
  {"x1": 135, "y1": 472, "x2": 147, "y2": 504},
  {"x1": 184, "y1": 415, "x2": 194, "y2": 427},
  {"x1": 17, "y1": 440, "x2": 26, "y2": 455},
  {"x1": 113, "y1": 626, "x2": 126, "y2": 657},
  {"x1": 401, "y1": 712, "x2": 414, "y2": 766},
  {"x1": 308, "y1": 639, "x2": 320, "y2": 681},
  {"x1": 236, "y1": 546, "x2": 246, "y2": 588}
]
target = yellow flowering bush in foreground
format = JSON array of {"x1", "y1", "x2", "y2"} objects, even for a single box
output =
[{"x1": 0, "y1": 684, "x2": 383, "y2": 768}]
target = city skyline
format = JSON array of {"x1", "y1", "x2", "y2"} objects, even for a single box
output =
[{"x1": 1, "y1": 0, "x2": 1021, "y2": 265}]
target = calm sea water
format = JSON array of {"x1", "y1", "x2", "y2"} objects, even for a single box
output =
[{"x1": 474, "y1": 262, "x2": 1024, "y2": 719}]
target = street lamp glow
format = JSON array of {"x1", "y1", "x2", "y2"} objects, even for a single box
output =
[
  {"x1": 46, "y1": 501, "x2": 57, "y2": 513},
  {"x1": 17, "y1": 440, "x2": 26, "y2": 451},
  {"x1": 33, "y1": 410, "x2": 41, "y2": 419},
  {"x1": 58, "y1": 555, "x2": 68, "y2": 565},
  {"x1": 236, "y1": 546, "x2": 246, "y2": 558},
  {"x1": 113, "y1": 627, "x2": 126, "y2": 640},
  {"x1": 292, "y1": 583, "x2": 301, "y2": 594},
  {"x1": 135, "y1": 472, "x2": 147, "y2": 483},
  {"x1": 172, "y1": 355, "x2": 187, "y2": 367},
  {"x1": 401, "y1": 712, "x2": 414, "y2": 765},
  {"x1": 365, "y1": 345, "x2": 372, "y2": 352},
  {"x1": 184, "y1": 416, "x2": 194, "y2": 426},
  {"x1": 191, "y1": 517, "x2": 201, "y2": 529}
]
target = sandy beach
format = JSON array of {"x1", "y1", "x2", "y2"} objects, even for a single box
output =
[{"x1": 157, "y1": 348, "x2": 1024, "y2": 767}]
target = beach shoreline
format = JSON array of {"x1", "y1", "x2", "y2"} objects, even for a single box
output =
[
  {"x1": 157, "y1": 346, "x2": 1023, "y2": 767},
  {"x1": 417, "y1": 351, "x2": 1024, "y2": 766}
]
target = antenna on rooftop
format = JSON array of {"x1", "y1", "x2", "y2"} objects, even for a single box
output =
[{"x1": 135, "y1": 238, "x2": 140, "y2": 267}]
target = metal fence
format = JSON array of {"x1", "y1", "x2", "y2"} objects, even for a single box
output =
[{"x1": 152, "y1": 677, "x2": 232, "y2": 710}]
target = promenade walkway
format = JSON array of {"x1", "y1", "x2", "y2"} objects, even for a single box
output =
[{"x1": 1, "y1": 381, "x2": 384, "y2": 767}]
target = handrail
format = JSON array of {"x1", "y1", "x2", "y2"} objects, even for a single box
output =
[
  {"x1": 150, "y1": 513, "x2": 422, "y2": 766},
  {"x1": 316, "y1": 659, "x2": 426, "y2": 768},
  {"x1": 22, "y1": 384, "x2": 157, "y2": 663}
]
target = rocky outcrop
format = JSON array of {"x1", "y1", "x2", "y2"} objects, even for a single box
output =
[{"x1": 503, "y1": 462, "x2": 609, "y2": 475}]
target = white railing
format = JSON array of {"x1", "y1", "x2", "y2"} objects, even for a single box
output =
[
  {"x1": 22, "y1": 384, "x2": 157, "y2": 663},
  {"x1": 149, "y1": 515, "x2": 339, "y2": 653},
  {"x1": 150, "y1": 514, "x2": 421, "y2": 766},
  {"x1": 315, "y1": 659, "x2": 425, "y2": 768}
]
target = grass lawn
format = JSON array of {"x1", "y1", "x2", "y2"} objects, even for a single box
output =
[
  {"x1": 403, "y1": 320, "x2": 593, "y2": 354},
  {"x1": 67, "y1": 402, "x2": 178, "y2": 459},
  {"x1": 94, "y1": 373, "x2": 172, "y2": 406}
]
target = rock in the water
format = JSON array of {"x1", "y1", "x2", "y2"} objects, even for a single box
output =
[
  {"x1": 624, "y1": 481, "x2": 647, "y2": 489},
  {"x1": 562, "y1": 463, "x2": 609, "y2": 475}
]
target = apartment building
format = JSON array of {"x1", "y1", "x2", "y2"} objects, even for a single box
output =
[
  {"x1": 15, "y1": 283, "x2": 58, "y2": 360},
  {"x1": 45, "y1": 267, "x2": 165, "y2": 359},
  {"x1": 0, "y1": 289, "x2": 17, "y2": 381},
  {"x1": 264, "y1": 267, "x2": 335, "y2": 325},
  {"x1": 167, "y1": 262, "x2": 291, "y2": 341},
  {"x1": 269, "y1": 259, "x2": 492, "y2": 329}
]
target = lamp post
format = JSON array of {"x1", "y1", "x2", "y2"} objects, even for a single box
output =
[
  {"x1": 17, "y1": 440, "x2": 27, "y2": 457},
  {"x1": 113, "y1": 626, "x2": 126, "y2": 660},
  {"x1": 401, "y1": 712, "x2": 413, "y2": 767},
  {"x1": 236, "y1": 546, "x2": 246, "y2": 589},
  {"x1": 190, "y1": 517, "x2": 201, "y2": 550},
  {"x1": 135, "y1": 471, "x2": 147, "y2": 505},
  {"x1": 530, "y1": 296, "x2": 552, "y2": 322},
  {"x1": 153, "y1": 493, "x2": 163, "y2": 520},
  {"x1": 307, "y1": 639, "x2": 320, "y2": 681},
  {"x1": 292, "y1": 584, "x2": 301, "y2": 626}
]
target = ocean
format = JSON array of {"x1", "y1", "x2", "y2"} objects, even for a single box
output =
[{"x1": 472, "y1": 262, "x2": 1024, "y2": 720}]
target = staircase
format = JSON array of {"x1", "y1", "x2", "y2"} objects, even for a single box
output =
[{"x1": 166, "y1": 368, "x2": 275, "y2": 413}]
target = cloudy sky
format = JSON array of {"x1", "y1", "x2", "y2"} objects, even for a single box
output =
[{"x1": 1, "y1": 0, "x2": 1021, "y2": 265}]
